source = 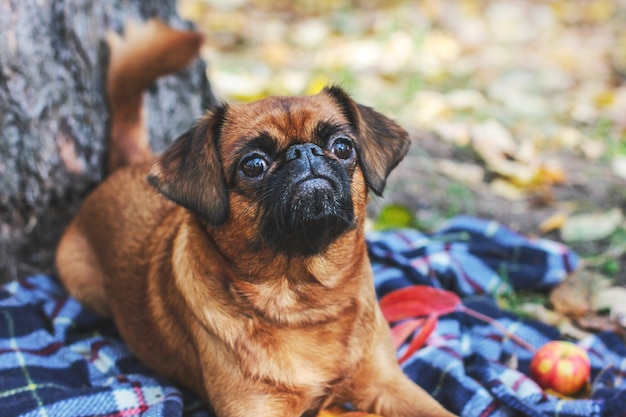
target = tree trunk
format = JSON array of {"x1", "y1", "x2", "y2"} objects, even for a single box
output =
[{"x1": 0, "y1": 0, "x2": 217, "y2": 282}]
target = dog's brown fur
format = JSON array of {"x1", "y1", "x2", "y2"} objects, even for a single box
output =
[{"x1": 56, "y1": 20, "x2": 456, "y2": 417}]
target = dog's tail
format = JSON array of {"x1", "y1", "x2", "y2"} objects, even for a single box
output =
[{"x1": 105, "y1": 19, "x2": 203, "y2": 173}]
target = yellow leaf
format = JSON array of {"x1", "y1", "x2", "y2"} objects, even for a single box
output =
[
  {"x1": 536, "y1": 163, "x2": 567, "y2": 185},
  {"x1": 212, "y1": 71, "x2": 269, "y2": 102},
  {"x1": 489, "y1": 179, "x2": 526, "y2": 201},
  {"x1": 496, "y1": 162, "x2": 538, "y2": 187},
  {"x1": 520, "y1": 303, "x2": 567, "y2": 327},
  {"x1": 178, "y1": 0, "x2": 207, "y2": 21},
  {"x1": 305, "y1": 75, "x2": 330, "y2": 95},
  {"x1": 261, "y1": 42, "x2": 291, "y2": 68},
  {"x1": 588, "y1": 0, "x2": 615, "y2": 21},
  {"x1": 594, "y1": 91, "x2": 615, "y2": 109},
  {"x1": 539, "y1": 212, "x2": 569, "y2": 234}
]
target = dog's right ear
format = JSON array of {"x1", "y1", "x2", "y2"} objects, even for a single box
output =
[
  {"x1": 147, "y1": 106, "x2": 229, "y2": 225},
  {"x1": 323, "y1": 86, "x2": 409, "y2": 196}
]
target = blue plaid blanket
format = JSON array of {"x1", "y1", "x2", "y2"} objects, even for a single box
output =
[{"x1": 1, "y1": 216, "x2": 625, "y2": 417}]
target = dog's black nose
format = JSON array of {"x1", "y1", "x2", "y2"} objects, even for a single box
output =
[{"x1": 285, "y1": 143, "x2": 323, "y2": 162}]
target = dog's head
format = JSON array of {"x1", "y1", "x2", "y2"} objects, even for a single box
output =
[{"x1": 147, "y1": 86, "x2": 409, "y2": 256}]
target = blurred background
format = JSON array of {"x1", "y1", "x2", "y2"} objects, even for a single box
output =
[{"x1": 179, "y1": 0, "x2": 626, "y2": 282}]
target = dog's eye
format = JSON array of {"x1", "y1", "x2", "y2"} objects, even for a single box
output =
[
  {"x1": 331, "y1": 138, "x2": 354, "y2": 160},
  {"x1": 241, "y1": 155, "x2": 268, "y2": 178}
]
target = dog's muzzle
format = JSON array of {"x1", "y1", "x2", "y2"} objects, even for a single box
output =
[{"x1": 261, "y1": 143, "x2": 355, "y2": 256}]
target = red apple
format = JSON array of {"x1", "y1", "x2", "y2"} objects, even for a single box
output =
[{"x1": 530, "y1": 341, "x2": 590, "y2": 395}]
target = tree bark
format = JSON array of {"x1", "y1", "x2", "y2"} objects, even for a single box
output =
[{"x1": 0, "y1": 0, "x2": 217, "y2": 282}]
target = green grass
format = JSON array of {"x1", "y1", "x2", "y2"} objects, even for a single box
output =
[
  {"x1": 497, "y1": 289, "x2": 551, "y2": 319},
  {"x1": 444, "y1": 183, "x2": 476, "y2": 218}
]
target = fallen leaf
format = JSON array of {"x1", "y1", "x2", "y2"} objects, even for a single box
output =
[
  {"x1": 554, "y1": 126, "x2": 583, "y2": 149},
  {"x1": 380, "y1": 31, "x2": 414, "y2": 74},
  {"x1": 374, "y1": 204, "x2": 415, "y2": 230},
  {"x1": 549, "y1": 278, "x2": 591, "y2": 318},
  {"x1": 489, "y1": 178, "x2": 527, "y2": 201},
  {"x1": 592, "y1": 286, "x2": 626, "y2": 315},
  {"x1": 470, "y1": 120, "x2": 551, "y2": 187},
  {"x1": 611, "y1": 155, "x2": 626, "y2": 180},
  {"x1": 536, "y1": 161, "x2": 567, "y2": 185},
  {"x1": 304, "y1": 74, "x2": 330, "y2": 95},
  {"x1": 520, "y1": 303, "x2": 567, "y2": 327},
  {"x1": 277, "y1": 70, "x2": 309, "y2": 95},
  {"x1": 291, "y1": 18, "x2": 330, "y2": 48},
  {"x1": 410, "y1": 91, "x2": 450, "y2": 127},
  {"x1": 560, "y1": 208, "x2": 623, "y2": 242},
  {"x1": 576, "y1": 314, "x2": 621, "y2": 335},
  {"x1": 557, "y1": 320, "x2": 594, "y2": 341},
  {"x1": 345, "y1": 40, "x2": 385, "y2": 71},
  {"x1": 518, "y1": 303, "x2": 593, "y2": 341},
  {"x1": 436, "y1": 159, "x2": 485, "y2": 187},
  {"x1": 379, "y1": 286, "x2": 461, "y2": 322},
  {"x1": 178, "y1": 1, "x2": 207, "y2": 22},
  {"x1": 579, "y1": 139, "x2": 605, "y2": 160},
  {"x1": 539, "y1": 212, "x2": 569, "y2": 234},
  {"x1": 471, "y1": 119, "x2": 517, "y2": 162},
  {"x1": 422, "y1": 31, "x2": 462, "y2": 61},
  {"x1": 212, "y1": 71, "x2": 268, "y2": 102},
  {"x1": 445, "y1": 89, "x2": 488, "y2": 111},
  {"x1": 397, "y1": 314, "x2": 439, "y2": 363},
  {"x1": 434, "y1": 121, "x2": 471, "y2": 146},
  {"x1": 390, "y1": 318, "x2": 425, "y2": 349},
  {"x1": 485, "y1": 2, "x2": 534, "y2": 44},
  {"x1": 260, "y1": 42, "x2": 291, "y2": 68}
]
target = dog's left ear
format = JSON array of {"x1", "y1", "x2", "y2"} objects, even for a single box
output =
[
  {"x1": 323, "y1": 86, "x2": 410, "y2": 196},
  {"x1": 147, "y1": 106, "x2": 229, "y2": 225}
]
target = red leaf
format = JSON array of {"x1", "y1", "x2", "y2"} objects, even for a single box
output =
[
  {"x1": 380, "y1": 285, "x2": 461, "y2": 322},
  {"x1": 390, "y1": 318, "x2": 425, "y2": 349},
  {"x1": 398, "y1": 313, "x2": 439, "y2": 364}
]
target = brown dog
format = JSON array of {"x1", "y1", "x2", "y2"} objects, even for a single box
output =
[{"x1": 56, "y1": 20, "x2": 456, "y2": 417}]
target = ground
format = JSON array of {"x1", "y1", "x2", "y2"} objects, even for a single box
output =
[{"x1": 379, "y1": 130, "x2": 626, "y2": 281}]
